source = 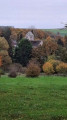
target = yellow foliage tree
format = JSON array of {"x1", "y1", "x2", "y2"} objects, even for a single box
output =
[
  {"x1": 56, "y1": 63, "x2": 67, "y2": 74},
  {"x1": 0, "y1": 37, "x2": 12, "y2": 70},
  {"x1": 43, "y1": 62, "x2": 54, "y2": 75},
  {"x1": 0, "y1": 37, "x2": 9, "y2": 50}
]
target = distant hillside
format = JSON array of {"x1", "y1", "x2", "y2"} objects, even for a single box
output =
[{"x1": 43, "y1": 28, "x2": 67, "y2": 36}]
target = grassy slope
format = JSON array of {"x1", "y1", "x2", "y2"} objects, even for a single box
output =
[
  {"x1": 0, "y1": 76, "x2": 67, "y2": 120},
  {"x1": 43, "y1": 29, "x2": 67, "y2": 36}
]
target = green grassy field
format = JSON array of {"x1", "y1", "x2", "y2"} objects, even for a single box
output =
[
  {"x1": 0, "y1": 76, "x2": 67, "y2": 120},
  {"x1": 43, "y1": 29, "x2": 67, "y2": 36}
]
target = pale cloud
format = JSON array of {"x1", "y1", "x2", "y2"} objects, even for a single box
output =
[{"x1": 0, "y1": 0, "x2": 67, "y2": 28}]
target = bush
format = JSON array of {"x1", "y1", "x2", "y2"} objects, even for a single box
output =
[
  {"x1": 8, "y1": 71, "x2": 17, "y2": 78},
  {"x1": 56, "y1": 63, "x2": 67, "y2": 74},
  {"x1": 8, "y1": 63, "x2": 22, "y2": 73},
  {"x1": 0, "y1": 69, "x2": 5, "y2": 75},
  {"x1": 47, "y1": 55, "x2": 56, "y2": 61},
  {"x1": 48, "y1": 59, "x2": 61, "y2": 73},
  {"x1": 26, "y1": 62, "x2": 40, "y2": 77},
  {"x1": 21, "y1": 67, "x2": 27, "y2": 74},
  {"x1": 0, "y1": 69, "x2": 4, "y2": 77},
  {"x1": 43, "y1": 62, "x2": 54, "y2": 75},
  {"x1": 8, "y1": 63, "x2": 27, "y2": 74}
]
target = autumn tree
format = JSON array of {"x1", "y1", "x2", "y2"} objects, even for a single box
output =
[
  {"x1": 42, "y1": 36, "x2": 58, "y2": 56},
  {"x1": 64, "y1": 36, "x2": 67, "y2": 49},
  {"x1": 0, "y1": 56, "x2": 2, "y2": 67},
  {"x1": 0, "y1": 56, "x2": 2, "y2": 76},
  {"x1": 0, "y1": 37, "x2": 12, "y2": 70},
  {"x1": 0, "y1": 26, "x2": 14, "y2": 58},
  {"x1": 32, "y1": 29, "x2": 48, "y2": 40},
  {"x1": 1, "y1": 27, "x2": 11, "y2": 40},
  {"x1": 32, "y1": 46, "x2": 46, "y2": 68},
  {"x1": 0, "y1": 37, "x2": 9, "y2": 50},
  {"x1": 10, "y1": 32, "x2": 17, "y2": 41}
]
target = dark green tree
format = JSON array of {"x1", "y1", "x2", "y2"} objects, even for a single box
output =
[
  {"x1": 14, "y1": 38, "x2": 32, "y2": 66},
  {"x1": 55, "y1": 46, "x2": 67, "y2": 62},
  {"x1": 57, "y1": 38, "x2": 64, "y2": 47}
]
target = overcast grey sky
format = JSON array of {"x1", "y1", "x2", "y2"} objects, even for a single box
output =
[{"x1": 0, "y1": 0, "x2": 67, "y2": 29}]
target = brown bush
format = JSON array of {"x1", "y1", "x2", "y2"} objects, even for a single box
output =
[
  {"x1": 21, "y1": 67, "x2": 27, "y2": 74},
  {"x1": 26, "y1": 62, "x2": 40, "y2": 77},
  {"x1": 8, "y1": 63, "x2": 27, "y2": 74},
  {"x1": 8, "y1": 63, "x2": 21, "y2": 72},
  {"x1": 8, "y1": 71, "x2": 17, "y2": 78}
]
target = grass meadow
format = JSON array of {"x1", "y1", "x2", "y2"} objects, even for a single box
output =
[
  {"x1": 0, "y1": 76, "x2": 67, "y2": 120},
  {"x1": 43, "y1": 29, "x2": 67, "y2": 36}
]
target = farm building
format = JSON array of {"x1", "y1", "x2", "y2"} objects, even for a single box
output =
[{"x1": 25, "y1": 31, "x2": 43, "y2": 48}]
